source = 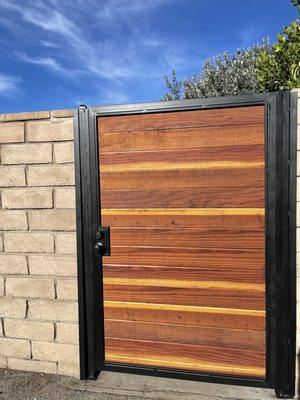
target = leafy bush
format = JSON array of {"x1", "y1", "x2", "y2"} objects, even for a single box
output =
[
  {"x1": 162, "y1": 41, "x2": 271, "y2": 100},
  {"x1": 257, "y1": 5, "x2": 300, "y2": 91}
]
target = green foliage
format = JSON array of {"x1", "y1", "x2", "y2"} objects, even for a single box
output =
[
  {"x1": 257, "y1": 11, "x2": 300, "y2": 91},
  {"x1": 162, "y1": 42, "x2": 271, "y2": 100}
]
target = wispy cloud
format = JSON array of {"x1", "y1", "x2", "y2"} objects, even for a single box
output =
[
  {"x1": 0, "y1": 72, "x2": 21, "y2": 98},
  {"x1": 15, "y1": 51, "x2": 64, "y2": 73},
  {"x1": 0, "y1": 0, "x2": 192, "y2": 104}
]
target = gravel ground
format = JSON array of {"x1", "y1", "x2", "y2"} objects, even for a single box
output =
[{"x1": 0, "y1": 368, "x2": 276, "y2": 400}]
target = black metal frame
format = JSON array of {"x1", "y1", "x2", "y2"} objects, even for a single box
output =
[{"x1": 74, "y1": 92, "x2": 297, "y2": 398}]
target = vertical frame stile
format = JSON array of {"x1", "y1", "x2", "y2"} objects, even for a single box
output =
[
  {"x1": 74, "y1": 106, "x2": 103, "y2": 380},
  {"x1": 74, "y1": 93, "x2": 296, "y2": 397}
]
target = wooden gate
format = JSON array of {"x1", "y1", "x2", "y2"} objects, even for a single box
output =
[{"x1": 74, "y1": 93, "x2": 296, "y2": 398}]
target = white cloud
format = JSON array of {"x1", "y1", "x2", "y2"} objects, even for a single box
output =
[
  {"x1": 0, "y1": 72, "x2": 21, "y2": 98},
  {"x1": 15, "y1": 51, "x2": 64, "y2": 73}
]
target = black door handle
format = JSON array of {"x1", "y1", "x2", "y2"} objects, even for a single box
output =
[{"x1": 94, "y1": 226, "x2": 110, "y2": 256}]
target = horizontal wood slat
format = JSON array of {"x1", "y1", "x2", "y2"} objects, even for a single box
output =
[
  {"x1": 102, "y1": 210, "x2": 264, "y2": 229},
  {"x1": 104, "y1": 246, "x2": 264, "y2": 269},
  {"x1": 104, "y1": 284, "x2": 265, "y2": 310},
  {"x1": 99, "y1": 106, "x2": 264, "y2": 133},
  {"x1": 99, "y1": 105, "x2": 266, "y2": 378},
  {"x1": 104, "y1": 319, "x2": 265, "y2": 351},
  {"x1": 101, "y1": 187, "x2": 264, "y2": 208},
  {"x1": 104, "y1": 301, "x2": 265, "y2": 331},
  {"x1": 105, "y1": 338, "x2": 265, "y2": 377},
  {"x1": 100, "y1": 168, "x2": 264, "y2": 190},
  {"x1": 100, "y1": 145, "x2": 264, "y2": 165},
  {"x1": 99, "y1": 124, "x2": 264, "y2": 153},
  {"x1": 103, "y1": 265, "x2": 264, "y2": 284},
  {"x1": 109, "y1": 227, "x2": 265, "y2": 250}
]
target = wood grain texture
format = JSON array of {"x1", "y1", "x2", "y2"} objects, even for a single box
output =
[
  {"x1": 98, "y1": 105, "x2": 266, "y2": 378},
  {"x1": 104, "y1": 246, "x2": 264, "y2": 269},
  {"x1": 109, "y1": 227, "x2": 265, "y2": 250},
  {"x1": 101, "y1": 187, "x2": 264, "y2": 208},
  {"x1": 102, "y1": 210, "x2": 264, "y2": 229},
  {"x1": 104, "y1": 319, "x2": 265, "y2": 351},
  {"x1": 99, "y1": 124, "x2": 264, "y2": 153},
  {"x1": 100, "y1": 145, "x2": 264, "y2": 165},
  {"x1": 100, "y1": 167, "x2": 264, "y2": 190},
  {"x1": 104, "y1": 301, "x2": 265, "y2": 331},
  {"x1": 103, "y1": 284, "x2": 265, "y2": 310},
  {"x1": 99, "y1": 106, "x2": 264, "y2": 133},
  {"x1": 105, "y1": 338, "x2": 265, "y2": 377},
  {"x1": 103, "y1": 264, "x2": 265, "y2": 284}
]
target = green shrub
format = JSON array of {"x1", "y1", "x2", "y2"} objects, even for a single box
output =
[
  {"x1": 162, "y1": 41, "x2": 271, "y2": 101},
  {"x1": 257, "y1": 6, "x2": 300, "y2": 91}
]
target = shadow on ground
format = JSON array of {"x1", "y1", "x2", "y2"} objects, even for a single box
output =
[{"x1": 0, "y1": 369, "x2": 276, "y2": 400}]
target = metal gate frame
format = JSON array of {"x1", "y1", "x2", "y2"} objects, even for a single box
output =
[{"x1": 73, "y1": 92, "x2": 297, "y2": 398}]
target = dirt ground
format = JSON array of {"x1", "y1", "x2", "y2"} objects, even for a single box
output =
[{"x1": 0, "y1": 368, "x2": 276, "y2": 400}]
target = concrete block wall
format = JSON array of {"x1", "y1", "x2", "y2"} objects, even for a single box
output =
[{"x1": 0, "y1": 109, "x2": 79, "y2": 378}]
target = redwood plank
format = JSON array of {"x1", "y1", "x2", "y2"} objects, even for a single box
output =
[
  {"x1": 99, "y1": 145, "x2": 264, "y2": 165},
  {"x1": 104, "y1": 319, "x2": 265, "y2": 351},
  {"x1": 101, "y1": 187, "x2": 264, "y2": 208},
  {"x1": 103, "y1": 264, "x2": 265, "y2": 284},
  {"x1": 100, "y1": 168, "x2": 264, "y2": 190},
  {"x1": 99, "y1": 124, "x2": 264, "y2": 152},
  {"x1": 104, "y1": 284, "x2": 265, "y2": 310},
  {"x1": 109, "y1": 227, "x2": 265, "y2": 250},
  {"x1": 104, "y1": 246, "x2": 265, "y2": 269},
  {"x1": 104, "y1": 303, "x2": 265, "y2": 331},
  {"x1": 99, "y1": 106, "x2": 265, "y2": 133},
  {"x1": 105, "y1": 338, "x2": 265, "y2": 377}
]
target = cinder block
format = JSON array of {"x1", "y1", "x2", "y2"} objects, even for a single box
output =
[
  {"x1": 1, "y1": 143, "x2": 52, "y2": 164},
  {"x1": 1, "y1": 111, "x2": 50, "y2": 122},
  {"x1": 0, "y1": 337, "x2": 30, "y2": 358},
  {"x1": 0, "y1": 357, "x2": 6, "y2": 368},
  {"x1": 7, "y1": 358, "x2": 57, "y2": 374},
  {"x1": 54, "y1": 142, "x2": 74, "y2": 163},
  {"x1": 28, "y1": 210, "x2": 76, "y2": 231},
  {"x1": 0, "y1": 254, "x2": 27, "y2": 274},
  {"x1": 56, "y1": 323, "x2": 79, "y2": 344},
  {"x1": 54, "y1": 188, "x2": 76, "y2": 209},
  {"x1": 2, "y1": 188, "x2": 53, "y2": 209},
  {"x1": 0, "y1": 298, "x2": 26, "y2": 318},
  {"x1": 55, "y1": 233, "x2": 77, "y2": 255},
  {"x1": 51, "y1": 109, "x2": 73, "y2": 118},
  {"x1": 32, "y1": 341, "x2": 79, "y2": 364},
  {"x1": 56, "y1": 279, "x2": 77, "y2": 300},
  {"x1": 57, "y1": 362, "x2": 79, "y2": 378},
  {"x1": 4, "y1": 319, "x2": 54, "y2": 341},
  {"x1": 0, "y1": 277, "x2": 4, "y2": 296},
  {"x1": 4, "y1": 232, "x2": 54, "y2": 253},
  {"x1": 29, "y1": 299, "x2": 78, "y2": 322},
  {"x1": 6, "y1": 277, "x2": 55, "y2": 299},
  {"x1": 0, "y1": 210, "x2": 28, "y2": 230},
  {"x1": 27, "y1": 164, "x2": 75, "y2": 186},
  {"x1": 0, "y1": 122, "x2": 24, "y2": 143},
  {"x1": 27, "y1": 119, "x2": 73, "y2": 142},
  {"x1": 0, "y1": 235, "x2": 3, "y2": 252},
  {"x1": 28, "y1": 255, "x2": 77, "y2": 276},
  {"x1": 0, "y1": 166, "x2": 26, "y2": 187}
]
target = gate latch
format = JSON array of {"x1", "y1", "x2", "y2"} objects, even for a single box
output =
[{"x1": 95, "y1": 227, "x2": 110, "y2": 256}]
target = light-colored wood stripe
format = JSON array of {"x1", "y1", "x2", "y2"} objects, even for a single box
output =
[
  {"x1": 100, "y1": 161, "x2": 264, "y2": 173},
  {"x1": 105, "y1": 354, "x2": 265, "y2": 377},
  {"x1": 104, "y1": 278, "x2": 265, "y2": 292},
  {"x1": 101, "y1": 208, "x2": 265, "y2": 216},
  {"x1": 104, "y1": 301, "x2": 265, "y2": 317}
]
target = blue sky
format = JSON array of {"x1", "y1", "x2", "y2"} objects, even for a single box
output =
[{"x1": 0, "y1": 0, "x2": 297, "y2": 113}]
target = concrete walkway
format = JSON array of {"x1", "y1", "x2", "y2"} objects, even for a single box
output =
[{"x1": 0, "y1": 368, "x2": 277, "y2": 400}]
